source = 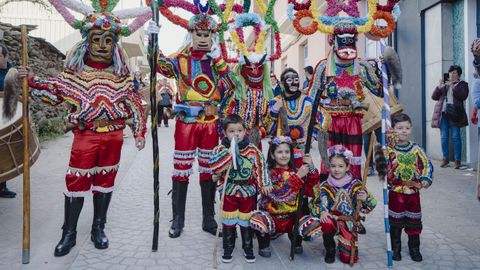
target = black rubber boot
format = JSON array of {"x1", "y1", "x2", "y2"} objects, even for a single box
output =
[
  {"x1": 222, "y1": 226, "x2": 236, "y2": 263},
  {"x1": 240, "y1": 227, "x2": 256, "y2": 263},
  {"x1": 54, "y1": 196, "x2": 84, "y2": 256},
  {"x1": 288, "y1": 232, "x2": 303, "y2": 254},
  {"x1": 91, "y1": 192, "x2": 112, "y2": 249},
  {"x1": 257, "y1": 232, "x2": 271, "y2": 257},
  {"x1": 169, "y1": 181, "x2": 188, "y2": 238},
  {"x1": 323, "y1": 232, "x2": 336, "y2": 264},
  {"x1": 390, "y1": 226, "x2": 402, "y2": 261},
  {"x1": 201, "y1": 180, "x2": 218, "y2": 236},
  {"x1": 408, "y1": 234, "x2": 423, "y2": 262}
]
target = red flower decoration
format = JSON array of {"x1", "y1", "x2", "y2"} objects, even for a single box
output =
[
  {"x1": 288, "y1": 0, "x2": 311, "y2": 11},
  {"x1": 293, "y1": 10, "x2": 317, "y2": 36}
]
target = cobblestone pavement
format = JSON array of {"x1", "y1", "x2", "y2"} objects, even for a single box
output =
[{"x1": 2, "y1": 120, "x2": 480, "y2": 270}]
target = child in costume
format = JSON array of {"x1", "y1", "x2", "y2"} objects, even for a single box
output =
[
  {"x1": 250, "y1": 136, "x2": 319, "y2": 257},
  {"x1": 209, "y1": 114, "x2": 271, "y2": 263},
  {"x1": 267, "y1": 68, "x2": 330, "y2": 148},
  {"x1": 299, "y1": 145, "x2": 376, "y2": 265},
  {"x1": 379, "y1": 113, "x2": 433, "y2": 262}
]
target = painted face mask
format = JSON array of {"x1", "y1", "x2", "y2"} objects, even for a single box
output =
[
  {"x1": 240, "y1": 55, "x2": 266, "y2": 88},
  {"x1": 87, "y1": 30, "x2": 115, "y2": 64},
  {"x1": 191, "y1": 29, "x2": 213, "y2": 51},
  {"x1": 335, "y1": 33, "x2": 357, "y2": 61},
  {"x1": 282, "y1": 71, "x2": 300, "y2": 94}
]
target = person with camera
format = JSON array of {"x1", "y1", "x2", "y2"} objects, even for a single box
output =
[{"x1": 431, "y1": 65, "x2": 469, "y2": 169}]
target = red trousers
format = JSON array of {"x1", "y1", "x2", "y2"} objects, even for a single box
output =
[
  {"x1": 321, "y1": 113, "x2": 363, "y2": 178},
  {"x1": 64, "y1": 129, "x2": 123, "y2": 197},
  {"x1": 222, "y1": 195, "x2": 255, "y2": 228},
  {"x1": 389, "y1": 191, "x2": 422, "y2": 235},
  {"x1": 172, "y1": 120, "x2": 219, "y2": 183}
]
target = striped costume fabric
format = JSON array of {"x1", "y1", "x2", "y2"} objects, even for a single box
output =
[
  {"x1": 266, "y1": 94, "x2": 331, "y2": 141},
  {"x1": 209, "y1": 140, "x2": 270, "y2": 228},
  {"x1": 28, "y1": 64, "x2": 147, "y2": 196},
  {"x1": 250, "y1": 167, "x2": 319, "y2": 235},
  {"x1": 309, "y1": 58, "x2": 382, "y2": 179},
  {"x1": 386, "y1": 141, "x2": 433, "y2": 235},
  {"x1": 299, "y1": 177, "x2": 377, "y2": 265},
  {"x1": 29, "y1": 66, "x2": 146, "y2": 138}
]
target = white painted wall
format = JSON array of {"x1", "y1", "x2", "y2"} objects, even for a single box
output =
[{"x1": 425, "y1": 4, "x2": 448, "y2": 160}]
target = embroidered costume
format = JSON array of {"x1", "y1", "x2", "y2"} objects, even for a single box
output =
[
  {"x1": 156, "y1": 13, "x2": 237, "y2": 238},
  {"x1": 308, "y1": 21, "x2": 383, "y2": 178},
  {"x1": 250, "y1": 166, "x2": 319, "y2": 255},
  {"x1": 209, "y1": 137, "x2": 270, "y2": 262},
  {"x1": 386, "y1": 141, "x2": 433, "y2": 261},
  {"x1": 299, "y1": 174, "x2": 376, "y2": 264},
  {"x1": 25, "y1": 0, "x2": 150, "y2": 257}
]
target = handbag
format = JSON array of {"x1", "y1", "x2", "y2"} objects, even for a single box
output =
[{"x1": 445, "y1": 103, "x2": 463, "y2": 122}]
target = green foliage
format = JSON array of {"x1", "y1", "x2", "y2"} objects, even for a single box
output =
[{"x1": 36, "y1": 117, "x2": 65, "y2": 142}]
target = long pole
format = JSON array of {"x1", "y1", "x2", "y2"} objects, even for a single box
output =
[
  {"x1": 289, "y1": 72, "x2": 323, "y2": 260},
  {"x1": 476, "y1": 127, "x2": 480, "y2": 201},
  {"x1": 213, "y1": 166, "x2": 232, "y2": 269},
  {"x1": 148, "y1": 0, "x2": 160, "y2": 252},
  {"x1": 20, "y1": 25, "x2": 31, "y2": 265},
  {"x1": 380, "y1": 39, "x2": 393, "y2": 268}
]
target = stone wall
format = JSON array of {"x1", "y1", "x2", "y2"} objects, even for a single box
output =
[{"x1": 0, "y1": 22, "x2": 66, "y2": 141}]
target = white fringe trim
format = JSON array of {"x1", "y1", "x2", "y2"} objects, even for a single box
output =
[
  {"x1": 173, "y1": 169, "x2": 193, "y2": 177},
  {"x1": 198, "y1": 166, "x2": 213, "y2": 174},
  {"x1": 92, "y1": 186, "x2": 115, "y2": 193},
  {"x1": 64, "y1": 190, "x2": 90, "y2": 198},
  {"x1": 174, "y1": 150, "x2": 197, "y2": 159},
  {"x1": 173, "y1": 159, "x2": 194, "y2": 165},
  {"x1": 66, "y1": 164, "x2": 119, "y2": 177}
]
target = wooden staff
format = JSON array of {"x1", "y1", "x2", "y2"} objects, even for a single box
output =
[
  {"x1": 147, "y1": 0, "x2": 161, "y2": 252},
  {"x1": 20, "y1": 25, "x2": 30, "y2": 265},
  {"x1": 348, "y1": 130, "x2": 376, "y2": 266},
  {"x1": 213, "y1": 166, "x2": 232, "y2": 269}
]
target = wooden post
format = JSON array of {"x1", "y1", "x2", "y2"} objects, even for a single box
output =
[{"x1": 20, "y1": 25, "x2": 30, "y2": 265}]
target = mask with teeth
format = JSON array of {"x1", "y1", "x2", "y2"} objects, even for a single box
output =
[
  {"x1": 335, "y1": 33, "x2": 357, "y2": 61},
  {"x1": 281, "y1": 69, "x2": 300, "y2": 95},
  {"x1": 240, "y1": 55, "x2": 266, "y2": 89}
]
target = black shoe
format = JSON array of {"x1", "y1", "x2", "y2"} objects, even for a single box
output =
[
  {"x1": 54, "y1": 196, "x2": 84, "y2": 256},
  {"x1": 288, "y1": 232, "x2": 303, "y2": 254},
  {"x1": 390, "y1": 225, "x2": 402, "y2": 261},
  {"x1": 201, "y1": 180, "x2": 219, "y2": 236},
  {"x1": 408, "y1": 235, "x2": 423, "y2": 262},
  {"x1": 323, "y1": 232, "x2": 336, "y2": 264},
  {"x1": 0, "y1": 183, "x2": 16, "y2": 198},
  {"x1": 91, "y1": 192, "x2": 112, "y2": 249},
  {"x1": 257, "y1": 233, "x2": 271, "y2": 257},
  {"x1": 222, "y1": 226, "x2": 235, "y2": 263},
  {"x1": 169, "y1": 181, "x2": 188, "y2": 238},
  {"x1": 241, "y1": 227, "x2": 255, "y2": 263}
]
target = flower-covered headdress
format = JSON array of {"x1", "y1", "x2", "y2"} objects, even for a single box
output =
[
  {"x1": 287, "y1": 0, "x2": 400, "y2": 39},
  {"x1": 271, "y1": 136, "x2": 293, "y2": 145},
  {"x1": 327, "y1": 145, "x2": 353, "y2": 161},
  {"x1": 48, "y1": 0, "x2": 151, "y2": 75},
  {"x1": 188, "y1": 13, "x2": 217, "y2": 31},
  {"x1": 48, "y1": 0, "x2": 152, "y2": 38}
]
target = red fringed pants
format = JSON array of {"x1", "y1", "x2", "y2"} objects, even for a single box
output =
[
  {"x1": 389, "y1": 191, "x2": 422, "y2": 235},
  {"x1": 172, "y1": 120, "x2": 219, "y2": 183},
  {"x1": 64, "y1": 129, "x2": 123, "y2": 197},
  {"x1": 321, "y1": 112, "x2": 363, "y2": 178}
]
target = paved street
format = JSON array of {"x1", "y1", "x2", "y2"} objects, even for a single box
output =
[{"x1": 1, "y1": 120, "x2": 480, "y2": 270}]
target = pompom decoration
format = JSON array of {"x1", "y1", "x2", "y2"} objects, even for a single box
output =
[
  {"x1": 369, "y1": 10, "x2": 396, "y2": 38},
  {"x1": 293, "y1": 10, "x2": 318, "y2": 35}
]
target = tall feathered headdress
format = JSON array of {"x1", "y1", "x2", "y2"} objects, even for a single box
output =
[{"x1": 48, "y1": 0, "x2": 152, "y2": 38}]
